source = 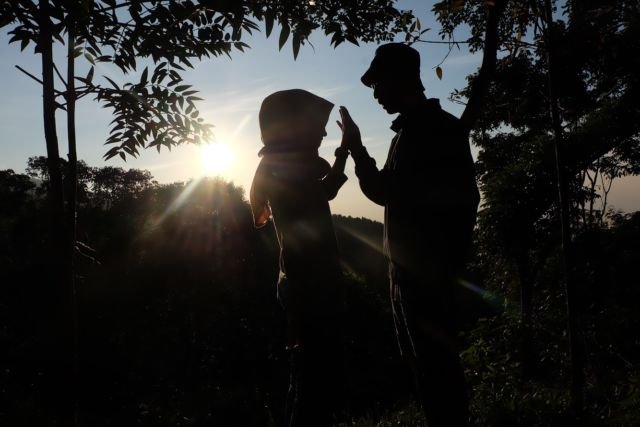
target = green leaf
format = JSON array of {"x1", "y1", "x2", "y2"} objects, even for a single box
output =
[
  {"x1": 292, "y1": 34, "x2": 301, "y2": 60},
  {"x1": 103, "y1": 147, "x2": 119, "y2": 160},
  {"x1": 104, "y1": 76, "x2": 120, "y2": 90},
  {"x1": 279, "y1": 22, "x2": 290, "y2": 51},
  {"x1": 86, "y1": 66, "x2": 94, "y2": 83},
  {"x1": 169, "y1": 62, "x2": 185, "y2": 71},
  {"x1": 140, "y1": 67, "x2": 148, "y2": 85},
  {"x1": 436, "y1": 66, "x2": 443, "y2": 80},
  {"x1": 265, "y1": 13, "x2": 275, "y2": 38},
  {"x1": 174, "y1": 85, "x2": 191, "y2": 92}
]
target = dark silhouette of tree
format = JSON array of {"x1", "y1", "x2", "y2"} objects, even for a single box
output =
[
  {"x1": 1, "y1": 3, "x2": 412, "y2": 422},
  {"x1": 3, "y1": 2, "x2": 640, "y2": 425},
  {"x1": 435, "y1": 0, "x2": 640, "y2": 419},
  {"x1": 2, "y1": 153, "x2": 639, "y2": 424},
  {"x1": 90, "y1": 166, "x2": 155, "y2": 207},
  {"x1": 405, "y1": 0, "x2": 507, "y2": 136}
]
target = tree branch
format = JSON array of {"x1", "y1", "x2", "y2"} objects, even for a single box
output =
[
  {"x1": 53, "y1": 61, "x2": 67, "y2": 87},
  {"x1": 413, "y1": 39, "x2": 471, "y2": 45},
  {"x1": 460, "y1": 0, "x2": 507, "y2": 136},
  {"x1": 15, "y1": 65, "x2": 66, "y2": 97}
]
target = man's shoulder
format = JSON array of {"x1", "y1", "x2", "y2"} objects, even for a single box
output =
[
  {"x1": 406, "y1": 103, "x2": 463, "y2": 137},
  {"x1": 429, "y1": 100, "x2": 461, "y2": 126},
  {"x1": 404, "y1": 99, "x2": 459, "y2": 126}
]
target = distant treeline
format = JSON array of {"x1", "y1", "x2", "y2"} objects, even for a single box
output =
[{"x1": 1, "y1": 157, "x2": 639, "y2": 425}]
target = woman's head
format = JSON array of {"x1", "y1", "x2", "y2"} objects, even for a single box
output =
[{"x1": 259, "y1": 89, "x2": 333, "y2": 154}]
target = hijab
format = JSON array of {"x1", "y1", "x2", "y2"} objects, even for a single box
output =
[{"x1": 250, "y1": 89, "x2": 334, "y2": 227}]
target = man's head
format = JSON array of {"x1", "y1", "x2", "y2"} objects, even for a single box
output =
[{"x1": 361, "y1": 43, "x2": 425, "y2": 114}]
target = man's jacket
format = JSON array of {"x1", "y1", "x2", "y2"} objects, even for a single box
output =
[{"x1": 352, "y1": 98, "x2": 480, "y2": 279}]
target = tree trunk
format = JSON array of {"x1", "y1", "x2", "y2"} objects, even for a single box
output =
[
  {"x1": 66, "y1": 19, "x2": 80, "y2": 426},
  {"x1": 460, "y1": 0, "x2": 506, "y2": 135},
  {"x1": 38, "y1": 0, "x2": 75, "y2": 424},
  {"x1": 515, "y1": 251, "x2": 534, "y2": 378},
  {"x1": 543, "y1": 0, "x2": 585, "y2": 416}
]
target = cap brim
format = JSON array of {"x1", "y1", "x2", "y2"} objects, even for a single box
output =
[{"x1": 361, "y1": 67, "x2": 376, "y2": 87}]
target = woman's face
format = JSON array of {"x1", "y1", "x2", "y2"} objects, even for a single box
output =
[
  {"x1": 299, "y1": 127, "x2": 326, "y2": 149},
  {"x1": 297, "y1": 114, "x2": 327, "y2": 148}
]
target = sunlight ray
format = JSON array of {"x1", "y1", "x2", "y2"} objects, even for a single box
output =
[
  {"x1": 457, "y1": 278, "x2": 503, "y2": 307},
  {"x1": 155, "y1": 176, "x2": 203, "y2": 226},
  {"x1": 230, "y1": 113, "x2": 252, "y2": 140},
  {"x1": 336, "y1": 223, "x2": 384, "y2": 254}
]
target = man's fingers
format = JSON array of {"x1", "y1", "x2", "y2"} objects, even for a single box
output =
[{"x1": 336, "y1": 120, "x2": 343, "y2": 130}]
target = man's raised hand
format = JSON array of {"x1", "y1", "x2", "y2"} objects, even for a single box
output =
[{"x1": 337, "y1": 106, "x2": 363, "y2": 151}]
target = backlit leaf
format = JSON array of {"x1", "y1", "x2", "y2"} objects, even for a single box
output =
[{"x1": 279, "y1": 22, "x2": 290, "y2": 51}]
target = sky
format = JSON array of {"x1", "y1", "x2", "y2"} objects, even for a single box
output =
[{"x1": 1, "y1": 0, "x2": 638, "y2": 222}]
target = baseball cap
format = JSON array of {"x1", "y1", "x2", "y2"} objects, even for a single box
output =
[{"x1": 361, "y1": 43, "x2": 424, "y2": 90}]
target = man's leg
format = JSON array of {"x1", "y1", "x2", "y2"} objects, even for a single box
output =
[
  {"x1": 412, "y1": 317, "x2": 470, "y2": 427},
  {"x1": 394, "y1": 276, "x2": 470, "y2": 427}
]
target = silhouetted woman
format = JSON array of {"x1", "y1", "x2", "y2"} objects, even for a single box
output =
[{"x1": 250, "y1": 89, "x2": 349, "y2": 426}]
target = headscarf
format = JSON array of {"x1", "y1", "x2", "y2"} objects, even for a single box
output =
[{"x1": 250, "y1": 89, "x2": 334, "y2": 227}]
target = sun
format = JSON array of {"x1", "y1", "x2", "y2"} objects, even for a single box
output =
[{"x1": 200, "y1": 142, "x2": 234, "y2": 175}]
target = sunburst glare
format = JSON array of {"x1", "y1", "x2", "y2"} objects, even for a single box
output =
[{"x1": 201, "y1": 142, "x2": 234, "y2": 176}]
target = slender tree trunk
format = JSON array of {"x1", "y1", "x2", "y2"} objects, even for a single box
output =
[
  {"x1": 66, "y1": 19, "x2": 80, "y2": 426},
  {"x1": 543, "y1": 0, "x2": 585, "y2": 416},
  {"x1": 515, "y1": 251, "x2": 534, "y2": 377},
  {"x1": 38, "y1": 0, "x2": 75, "y2": 424},
  {"x1": 39, "y1": 4, "x2": 64, "y2": 237},
  {"x1": 460, "y1": 0, "x2": 506, "y2": 135}
]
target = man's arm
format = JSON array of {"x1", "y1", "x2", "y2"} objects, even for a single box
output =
[
  {"x1": 350, "y1": 145, "x2": 389, "y2": 205},
  {"x1": 338, "y1": 106, "x2": 389, "y2": 205}
]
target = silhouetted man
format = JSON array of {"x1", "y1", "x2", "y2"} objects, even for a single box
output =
[{"x1": 338, "y1": 43, "x2": 480, "y2": 426}]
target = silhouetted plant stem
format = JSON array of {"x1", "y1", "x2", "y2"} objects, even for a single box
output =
[
  {"x1": 459, "y1": 0, "x2": 506, "y2": 135},
  {"x1": 38, "y1": 1, "x2": 64, "y2": 237},
  {"x1": 515, "y1": 250, "x2": 534, "y2": 378},
  {"x1": 66, "y1": 16, "x2": 80, "y2": 426},
  {"x1": 38, "y1": 0, "x2": 75, "y2": 424},
  {"x1": 543, "y1": 0, "x2": 584, "y2": 416}
]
